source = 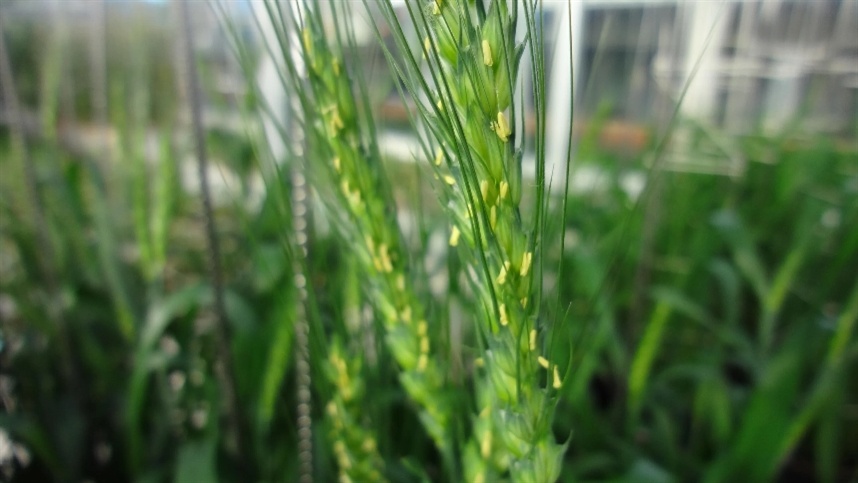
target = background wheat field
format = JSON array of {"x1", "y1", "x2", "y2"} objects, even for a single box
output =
[{"x1": 0, "y1": 1, "x2": 856, "y2": 482}]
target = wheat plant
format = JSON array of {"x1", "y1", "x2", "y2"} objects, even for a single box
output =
[
  {"x1": 237, "y1": 0, "x2": 572, "y2": 479},
  {"x1": 369, "y1": 0, "x2": 570, "y2": 481}
]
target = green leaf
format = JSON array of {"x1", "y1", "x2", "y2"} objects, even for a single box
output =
[
  {"x1": 827, "y1": 281, "x2": 858, "y2": 366},
  {"x1": 225, "y1": 290, "x2": 258, "y2": 334},
  {"x1": 620, "y1": 458, "x2": 676, "y2": 483},
  {"x1": 174, "y1": 438, "x2": 218, "y2": 483},
  {"x1": 139, "y1": 284, "x2": 211, "y2": 350},
  {"x1": 650, "y1": 286, "x2": 712, "y2": 326},
  {"x1": 628, "y1": 301, "x2": 672, "y2": 418},
  {"x1": 708, "y1": 259, "x2": 740, "y2": 328},
  {"x1": 256, "y1": 290, "x2": 295, "y2": 429},
  {"x1": 703, "y1": 348, "x2": 802, "y2": 483},
  {"x1": 692, "y1": 375, "x2": 733, "y2": 448},
  {"x1": 127, "y1": 283, "x2": 211, "y2": 474},
  {"x1": 711, "y1": 210, "x2": 769, "y2": 300}
]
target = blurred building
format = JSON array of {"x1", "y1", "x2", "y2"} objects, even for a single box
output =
[
  {"x1": 3, "y1": 0, "x2": 853, "y2": 161},
  {"x1": 556, "y1": 0, "x2": 857, "y2": 136},
  {"x1": 368, "y1": 1, "x2": 858, "y2": 174},
  {"x1": 527, "y1": 0, "x2": 856, "y2": 177}
]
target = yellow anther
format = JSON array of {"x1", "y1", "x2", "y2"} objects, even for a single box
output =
[
  {"x1": 333, "y1": 440, "x2": 346, "y2": 456},
  {"x1": 529, "y1": 329, "x2": 537, "y2": 351},
  {"x1": 449, "y1": 225, "x2": 461, "y2": 246},
  {"x1": 434, "y1": 146, "x2": 444, "y2": 166},
  {"x1": 437, "y1": 98, "x2": 444, "y2": 111},
  {"x1": 423, "y1": 36, "x2": 432, "y2": 57},
  {"x1": 417, "y1": 353, "x2": 428, "y2": 372},
  {"x1": 480, "y1": 179, "x2": 489, "y2": 202},
  {"x1": 333, "y1": 156, "x2": 341, "y2": 173},
  {"x1": 474, "y1": 357, "x2": 485, "y2": 368},
  {"x1": 480, "y1": 430, "x2": 492, "y2": 458},
  {"x1": 538, "y1": 356, "x2": 550, "y2": 369},
  {"x1": 553, "y1": 365, "x2": 562, "y2": 389},
  {"x1": 302, "y1": 28, "x2": 312, "y2": 53},
  {"x1": 401, "y1": 306, "x2": 412, "y2": 323},
  {"x1": 379, "y1": 244, "x2": 393, "y2": 273},
  {"x1": 327, "y1": 107, "x2": 344, "y2": 133},
  {"x1": 495, "y1": 111, "x2": 511, "y2": 142},
  {"x1": 499, "y1": 303, "x2": 508, "y2": 326},
  {"x1": 420, "y1": 336, "x2": 430, "y2": 353},
  {"x1": 499, "y1": 180, "x2": 509, "y2": 200},
  {"x1": 417, "y1": 320, "x2": 428, "y2": 336},
  {"x1": 326, "y1": 401, "x2": 337, "y2": 416},
  {"x1": 350, "y1": 190, "x2": 362, "y2": 208},
  {"x1": 490, "y1": 205, "x2": 497, "y2": 230},
  {"x1": 444, "y1": 174, "x2": 456, "y2": 185},
  {"x1": 362, "y1": 437, "x2": 376, "y2": 452},
  {"x1": 396, "y1": 274, "x2": 405, "y2": 291},
  {"x1": 497, "y1": 261, "x2": 510, "y2": 285},
  {"x1": 482, "y1": 39, "x2": 493, "y2": 66},
  {"x1": 521, "y1": 296, "x2": 528, "y2": 308},
  {"x1": 475, "y1": 472, "x2": 485, "y2": 483},
  {"x1": 520, "y1": 251, "x2": 533, "y2": 276}
]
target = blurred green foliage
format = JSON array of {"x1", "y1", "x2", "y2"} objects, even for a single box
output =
[{"x1": 3, "y1": 118, "x2": 854, "y2": 482}]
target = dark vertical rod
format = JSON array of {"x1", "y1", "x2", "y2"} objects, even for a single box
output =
[
  {"x1": 176, "y1": 0, "x2": 252, "y2": 473},
  {"x1": 291, "y1": 169, "x2": 313, "y2": 483},
  {"x1": 282, "y1": 4, "x2": 313, "y2": 481}
]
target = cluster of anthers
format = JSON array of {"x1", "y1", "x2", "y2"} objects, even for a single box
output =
[
  {"x1": 301, "y1": 24, "x2": 453, "y2": 456},
  {"x1": 324, "y1": 344, "x2": 386, "y2": 483},
  {"x1": 422, "y1": 0, "x2": 566, "y2": 481}
]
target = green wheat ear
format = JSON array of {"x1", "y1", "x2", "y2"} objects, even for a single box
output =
[
  {"x1": 374, "y1": 0, "x2": 567, "y2": 480},
  {"x1": 323, "y1": 334, "x2": 387, "y2": 483},
  {"x1": 295, "y1": 2, "x2": 458, "y2": 466}
]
